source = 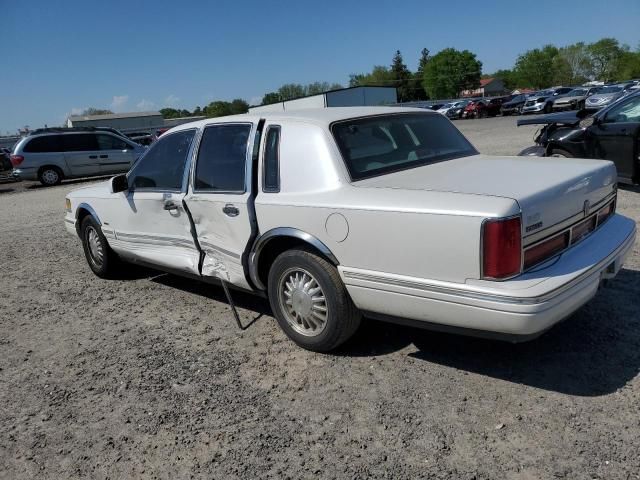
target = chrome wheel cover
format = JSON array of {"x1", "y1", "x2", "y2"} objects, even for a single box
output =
[
  {"x1": 278, "y1": 268, "x2": 328, "y2": 337},
  {"x1": 86, "y1": 226, "x2": 104, "y2": 266},
  {"x1": 41, "y1": 169, "x2": 59, "y2": 185}
]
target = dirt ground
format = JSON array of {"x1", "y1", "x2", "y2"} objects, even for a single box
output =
[{"x1": 1, "y1": 117, "x2": 639, "y2": 479}]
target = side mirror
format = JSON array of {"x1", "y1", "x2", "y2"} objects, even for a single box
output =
[
  {"x1": 111, "y1": 174, "x2": 129, "y2": 193},
  {"x1": 579, "y1": 117, "x2": 595, "y2": 128}
]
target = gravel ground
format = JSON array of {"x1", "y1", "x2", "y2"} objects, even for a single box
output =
[{"x1": 1, "y1": 116, "x2": 639, "y2": 479}]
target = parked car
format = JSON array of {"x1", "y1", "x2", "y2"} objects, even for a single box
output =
[
  {"x1": 64, "y1": 107, "x2": 635, "y2": 352},
  {"x1": 584, "y1": 85, "x2": 626, "y2": 110},
  {"x1": 462, "y1": 97, "x2": 505, "y2": 118},
  {"x1": 437, "y1": 100, "x2": 466, "y2": 116},
  {"x1": 11, "y1": 128, "x2": 145, "y2": 186},
  {"x1": 439, "y1": 100, "x2": 470, "y2": 119},
  {"x1": 0, "y1": 148, "x2": 18, "y2": 182},
  {"x1": 552, "y1": 87, "x2": 599, "y2": 111},
  {"x1": 522, "y1": 87, "x2": 573, "y2": 114},
  {"x1": 501, "y1": 94, "x2": 528, "y2": 115},
  {"x1": 518, "y1": 90, "x2": 640, "y2": 184}
]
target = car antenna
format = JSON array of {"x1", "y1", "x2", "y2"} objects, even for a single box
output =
[{"x1": 220, "y1": 279, "x2": 248, "y2": 330}]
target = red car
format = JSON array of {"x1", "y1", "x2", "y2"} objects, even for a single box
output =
[{"x1": 462, "y1": 97, "x2": 507, "y2": 119}]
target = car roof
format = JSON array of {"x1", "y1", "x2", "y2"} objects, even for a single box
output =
[{"x1": 167, "y1": 107, "x2": 436, "y2": 134}]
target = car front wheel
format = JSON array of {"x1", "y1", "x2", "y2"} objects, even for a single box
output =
[
  {"x1": 80, "y1": 216, "x2": 122, "y2": 278},
  {"x1": 267, "y1": 249, "x2": 361, "y2": 352},
  {"x1": 549, "y1": 148, "x2": 574, "y2": 158}
]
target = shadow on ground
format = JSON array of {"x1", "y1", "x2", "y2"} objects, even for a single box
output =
[{"x1": 123, "y1": 266, "x2": 640, "y2": 397}]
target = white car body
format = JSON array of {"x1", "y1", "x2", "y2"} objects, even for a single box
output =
[{"x1": 65, "y1": 107, "x2": 635, "y2": 346}]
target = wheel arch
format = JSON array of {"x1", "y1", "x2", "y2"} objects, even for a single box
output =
[
  {"x1": 75, "y1": 203, "x2": 102, "y2": 237},
  {"x1": 249, "y1": 228, "x2": 339, "y2": 291}
]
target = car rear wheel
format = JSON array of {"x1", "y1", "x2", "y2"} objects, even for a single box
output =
[
  {"x1": 38, "y1": 166, "x2": 63, "y2": 186},
  {"x1": 549, "y1": 148, "x2": 574, "y2": 158},
  {"x1": 80, "y1": 216, "x2": 122, "y2": 278},
  {"x1": 267, "y1": 248, "x2": 361, "y2": 352},
  {"x1": 544, "y1": 103, "x2": 552, "y2": 114}
]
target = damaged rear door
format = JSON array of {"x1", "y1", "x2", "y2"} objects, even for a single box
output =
[{"x1": 184, "y1": 122, "x2": 257, "y2": 289}]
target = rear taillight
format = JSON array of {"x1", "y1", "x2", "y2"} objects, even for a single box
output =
[
  {"x1": 524, "y1": 232, "x2": 569, "y2": 270},
  {"x1": 482, "y1": 216, "x2": 522, "y2": 280},
  {"x1": 10, "y1": 155, "x2": 24, "y2": 167}
]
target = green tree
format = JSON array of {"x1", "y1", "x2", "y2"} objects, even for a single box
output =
[
  {"x1": 614, "y1": 48, "x2": 640, "y2": 80},
  {"x1": 277, "y1": 84, "x2": 306, "y2": 101},
  {"x1": 81, "y1": 107, "x2": 113, "y2": 116},
  {"x1": 513, "y1": 45, "x2": 559, "y2": 89},
  {"x1": 409, "y1": 48, "x2": 431, "y2": 100},
  {"x1": 488, "y1": 69, "x2": 517, "y2": 90},
  {"x1": 193, "y1": 106, "x2": 202, "y2": 116},
  {"x1": 229, "y1": 99, "x2": 249, "y2": 115},
  {"x1": 391, "y1": 50, "x2": 412, "y2": 102},
  {"x1": 588, "y1": 38, "x2": 623, "y2": 82},
  {"x1": 553, "y1": 42, "x2": 592, "y2": 85},
  {"x1": 203, "y1": 101, "x2": 232, "y2": 118},
  {"x1": 422, "y1": 48, "x2": 482, "y2": 99},
  {"x1": 349, "y1": 66, "x2": 395, "y2": 87},
  {"x1": 261, "y1": 92, "x2": 281, "y2": 105},
  {"x1": 159, "y1": 108, "x2": 181, "y2": 119}
]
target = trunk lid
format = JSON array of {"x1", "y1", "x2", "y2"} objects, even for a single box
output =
[{"x1": 354, "y1": 154, "x2": 617, "y2": 240}]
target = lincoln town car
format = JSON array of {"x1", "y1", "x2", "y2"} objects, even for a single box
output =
[{"x1": 64, "y1": 108, "x2": 636, "y2": 351}]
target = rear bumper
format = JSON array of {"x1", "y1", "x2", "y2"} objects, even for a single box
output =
[
  {"x1": 340, "y1": 214, "x2": 635, "y2": 340},
  {"x1": 13, "y1": 167, "x2": 38, "y2": 181}
]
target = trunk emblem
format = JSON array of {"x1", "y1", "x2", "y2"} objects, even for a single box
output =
[{"x1": 583, "y1": 200, "x2": 590, "y2": 217}]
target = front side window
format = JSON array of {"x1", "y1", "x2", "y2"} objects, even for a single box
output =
[
  {"x1": 194, "y1": 124, "x2": 251, "y2": 192},
  {"x1": 97, "y1": 134, "x2": 131, "y2": 151},
  {"x1": 128, "y1": 129, "x2": 195, "y2": 191},
  {"x1": 331, "y1": 113, "x2": 478, "y2": 181},
  {"x1": 62, "y1": 134, "x2": 98, "y2": 152},
  {"x1": 23, "y1": 135, "x2": 63, "y2": 153},
  {"x1": 263, "y1": 126, "x2": 280, "y2": 192},
  {"x1": 604, "y1": 96, "x2": 640, "y2": 124}
]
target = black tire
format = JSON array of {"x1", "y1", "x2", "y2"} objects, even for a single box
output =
[
  {"x1": 544, "y1": 102, "x2": 552, "y2": 114},
  {"x1": 549, "y1": 148, "x2": 574, "y2": 158},
  {"x1": 479, "y1": 110, "x2": 488, "y2": 119},
  {"x1": 267, "y1": 249, "x2": 361, "y2": 352},
  {"x1": 80, "y1": 216, "x2": 122, "y2": 278},
  {"x1": 38, "y1": 166, "x2": 63, "y2": 186}
]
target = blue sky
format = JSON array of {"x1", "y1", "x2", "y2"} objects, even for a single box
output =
[{"x1": 1, "y1": 0, "x2": 638, "y2": 133}]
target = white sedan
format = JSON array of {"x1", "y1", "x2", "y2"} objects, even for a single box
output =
[{"x1": 65, "y1": 107, "x2": 636, "y2": 351}]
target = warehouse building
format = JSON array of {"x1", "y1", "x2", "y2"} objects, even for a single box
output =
[
  {"x1": 67, "y1": 111, "x2": 164, "y2": 132},
  {"x1": 249, "y1": 86, "x2": 397, "y2": 113}
]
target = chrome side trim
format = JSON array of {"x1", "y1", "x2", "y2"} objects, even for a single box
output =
[
  {"x1": 199, "y1": 240, "x2": 241, "y2": 259},
  {"x1": 248, "y1": 227, "x2": 339, "y2": 290},
  {"x1": 344, "y1": 223, "x2": 634, "y2": 307},
  {"x1": 75, "y1": 203, "x2": 101, "y2": 225}
]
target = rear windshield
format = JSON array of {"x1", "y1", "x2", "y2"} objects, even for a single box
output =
[{"x1": 331, "y1": 113, "x2": 478, "y2": 181}]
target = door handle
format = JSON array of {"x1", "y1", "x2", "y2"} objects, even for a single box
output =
[
  {"x1": 164, "y1": 200, "x2": 179, "y2": 211},
  {"x1": 100, "y1": 154, "x2": 109, "y2": 158},
  {"x1": 89, "y1": 155, "x2": 98, "y2": 159},
  {"x1": 222, "y1": 204, "x2": 239, "y2": 217}
]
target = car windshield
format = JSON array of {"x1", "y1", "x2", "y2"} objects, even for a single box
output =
[
  {"x1": 598, "y1": 86, "x2": 623, "y2": 94},
  {"x1": 568, "y1": 89, "x2": 587, "y2": 96},
  {"x1": 331, "y1": 113, "x2": 478, "y2": 181}
]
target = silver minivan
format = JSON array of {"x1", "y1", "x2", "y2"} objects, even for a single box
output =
[{"x1": 11, "y1": 129, "x2": 145, "y2": 185}]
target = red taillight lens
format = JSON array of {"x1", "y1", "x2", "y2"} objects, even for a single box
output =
[
  {"x1": 571, "y1": 216, "x2": 597, "y2": 244},
  {"x1": 524, "y1": 232, "x2": 569, "y2": 269},
  {"x1": 482, "y1": 217, "x2": 522, "y2": 279},
  {"x1": 10, "y1": 155, "x2": 24, "y2": 167}
]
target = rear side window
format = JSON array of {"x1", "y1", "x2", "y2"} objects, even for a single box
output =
[
  {"x1": 23, "y1": 135, "x2": 63, "y2": 153},
  {"x1": 128, "y1": 129, "x2": 195, "y2": 191},
  {"x1": 195, "y1": 124, "x2": 251, "y2": 192},
  {"x1": 62, "y1": 134, "x2": 98, "y2": 152},
  {"x1": 96, "y1": 134, "x2": 131, "y2": 151},
  {"x1": 332, "y1": 113, "x2": 478, "y2": 181},
  {"x1": 263, "y1": 126, "x2": 280, "y2": 192}
]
